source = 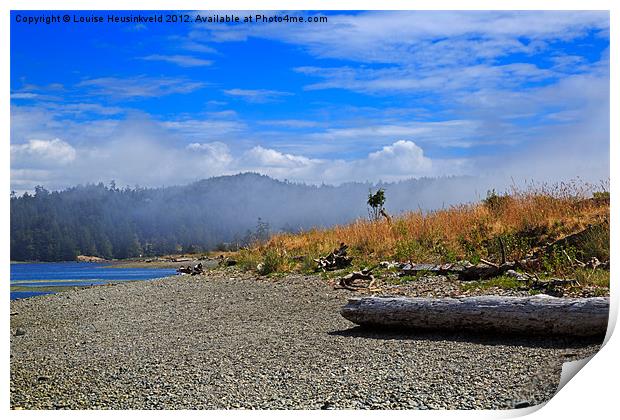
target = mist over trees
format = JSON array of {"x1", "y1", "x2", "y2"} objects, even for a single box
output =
[{"x1": 10, "y1": 172, "x2": 485, "y2": 261}]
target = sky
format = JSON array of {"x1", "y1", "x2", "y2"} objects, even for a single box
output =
[{"x1": 10, "y1": 10, "x2": 610, "y2": 193}]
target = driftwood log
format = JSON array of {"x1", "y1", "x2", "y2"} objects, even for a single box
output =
[
  {"x1": 341, "y1": 295, "x2": 609, "y2": 337},
  {"x1": 400, "y1": 261, "x2": 515, "y2": 281},
  {"x1": 177, "y1": 263, "x2": 204, "y2": 276},
  {"x1": 336, "y1": 267, "x2": 377, "y2": 290}
]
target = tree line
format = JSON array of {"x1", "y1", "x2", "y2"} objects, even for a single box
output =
[{"x1": 10, "y1": 173, "x2": 478, "y2": 261}]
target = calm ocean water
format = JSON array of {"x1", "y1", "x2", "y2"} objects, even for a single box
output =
[{"x1": 10, "y1": 262, "x2": 177, "y2": 300}]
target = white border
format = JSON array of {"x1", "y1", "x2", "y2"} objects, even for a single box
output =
[{"x1": 2, "y1": 1, "x2": 616, "y2": 419}]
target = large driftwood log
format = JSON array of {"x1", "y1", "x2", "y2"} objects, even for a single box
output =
[
  {"x1": 399, "y1": 261, "x2": 515, "y2": 281},
  {"x1": 341, "y1": 295, "x2": 609, "y2": 337}
]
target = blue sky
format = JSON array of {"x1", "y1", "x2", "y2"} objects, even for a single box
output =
[{"x1": 10, "y1": 10, "x2": 610, "y2": 192}]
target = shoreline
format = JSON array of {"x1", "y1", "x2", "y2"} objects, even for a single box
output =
[
  {"x1": 11, "y1": 257, "x2": 215, "y2": 270},
  {"x1": 10, "y1": 261, "x2": 184, "y2": 300}
]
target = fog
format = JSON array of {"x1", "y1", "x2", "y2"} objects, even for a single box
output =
[{"x1": 10, "y1": 172, "x2": 515, "y2": 261}]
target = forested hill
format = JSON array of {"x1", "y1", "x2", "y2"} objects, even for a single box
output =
[{"x1": 10, "y1": 173, "x2": 482, "y2": 261}]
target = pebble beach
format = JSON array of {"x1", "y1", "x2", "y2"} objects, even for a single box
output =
[{"x1": 10, "y1": 270, "x2": 602, "y2": 410}]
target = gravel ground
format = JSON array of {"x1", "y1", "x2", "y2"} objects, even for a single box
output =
[{"x1": 10, "y1": 269, "x2": 602, "y2": 410}]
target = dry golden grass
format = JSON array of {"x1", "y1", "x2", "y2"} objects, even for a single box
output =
[{"x1": 238, "y1": 182, "x2": 609, "y2": 275}]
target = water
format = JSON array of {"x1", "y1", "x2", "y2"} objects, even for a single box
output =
[
  {"x1": 10, "y1": 262, "x2": 177, "y2": 300},
  {"x1": 10, "y1": 291, "x2": 54, "y2": 300}
]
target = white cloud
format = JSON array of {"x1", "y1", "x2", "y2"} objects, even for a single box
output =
[
  {"x1": 11, "y1": 104, "x2": 121, "y2": 147},
  {"x1": 307, "y1": 120, "x2": 486, "y2": 149},
  {"x1": 187, "y1": 141, "x2": 229, "y2": 153},
  {"x1": 46, "y1": 103, "x2": 125, "y2": 116},
  {"x1": 237, "y1": 140, "x2": 452, "y2": 184},
  {"x1": 296, "y1": 62, "x2": 557, "y2": 96},
  {"x1": 77, "y1": 76, "x2": 207, "y2": 99},
  {"x1": 193, "y1": 11, "x2": 608, "y2": 64},
  {"x1": 186, "y1": 141, "x2": 233, "y2": 167},
  {"x1": 186, "y1": 9, "x2": 608, "y2": 127},
  {"x1": 139, "y1": 54, "x2": 213, "y2": 67},
  {"x1": 242, "y1": 146, "x2": 318, "y2": 169},
  {"x1": 223, "y1": 88, "x2": 293, "y2": 103},
  {"x1": 10, "y1": 89, "x2": 62, "y2": 102},
  {"x1": 11, "y1": 92, "x2": 40, "y2": 100},
  {"x1": 9, "y1": 116, "x2": 461, "y2": 190},
  {"x1": 181, "y1": 40, "x2": 218, "y2": 54},
  {"x1": 258, "y1": 119, "x2": 322, "y2": 128},
  {"x1": 11, "y1": 138, "x2": 77, "y2": 168},
  {"x1": 367, "y1": 140, "x2": 432, "y2": 173},
  {"x1": 163, "y1": 117, "x2": 246, "y2": 141}
]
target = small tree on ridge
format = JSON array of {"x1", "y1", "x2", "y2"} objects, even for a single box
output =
[{"x1": 367, "y1": 188, "x2": 386, "y2": 221}]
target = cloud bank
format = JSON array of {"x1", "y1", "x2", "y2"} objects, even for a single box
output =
[
  {"x1": 10, "y1": 112, "x2": 461, "y2": 192},
  {"x1": 10, "y1": 10, "x2": 609, "y2": 194}
]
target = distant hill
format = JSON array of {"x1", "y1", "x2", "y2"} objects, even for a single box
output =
[{"x1": 10, "y1": 172, "x2": 486, "y2": 261}]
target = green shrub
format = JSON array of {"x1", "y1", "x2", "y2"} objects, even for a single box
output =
[
  {"x1": 484, "y1": 233, "x2": 532, "y2": 263},
  {"x1": 574, "y1": 268, "x2": 609, "y2": 288},
  {"x1": 576, "y1": 222, "x2": 609, "y2": 262},
  {"x1": 540, "y1": 244, "x2": 578, "y2": 276},
  {"x1": 592, "y1": 191, "x2": 610, "y2": 202},
  {"x1": 394, "y1": 239, "x2": 428, "y2": 262},
  {"x1": 483, "y1": 189, "x2": 512, "y2": 214},
  {"x1": 237, "y1": 249, "x2": 261, "y2": 272},
  {"x1": 300, "y1": 255, "x2": 318, "y2": 274},
  {"x1": 432, "y1": 241, "x2": 458, "y2": 263},
  {"x1": 257, "y1": 248, "x2": 290, "y2": 275}
]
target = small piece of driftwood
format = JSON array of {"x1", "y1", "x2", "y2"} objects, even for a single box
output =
[
  {"x1": 336, "y1": 267, "x2": 377, "y2": 290},
  {"x1": 341, "y1": 295, "x2": 609, "y2": 337},
  {"x1": 314, "y1": 243, "x2": 352, "y2": 271},
  {"x1": 177, "y1": 263, "x2": 204, "y2": 276}
]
